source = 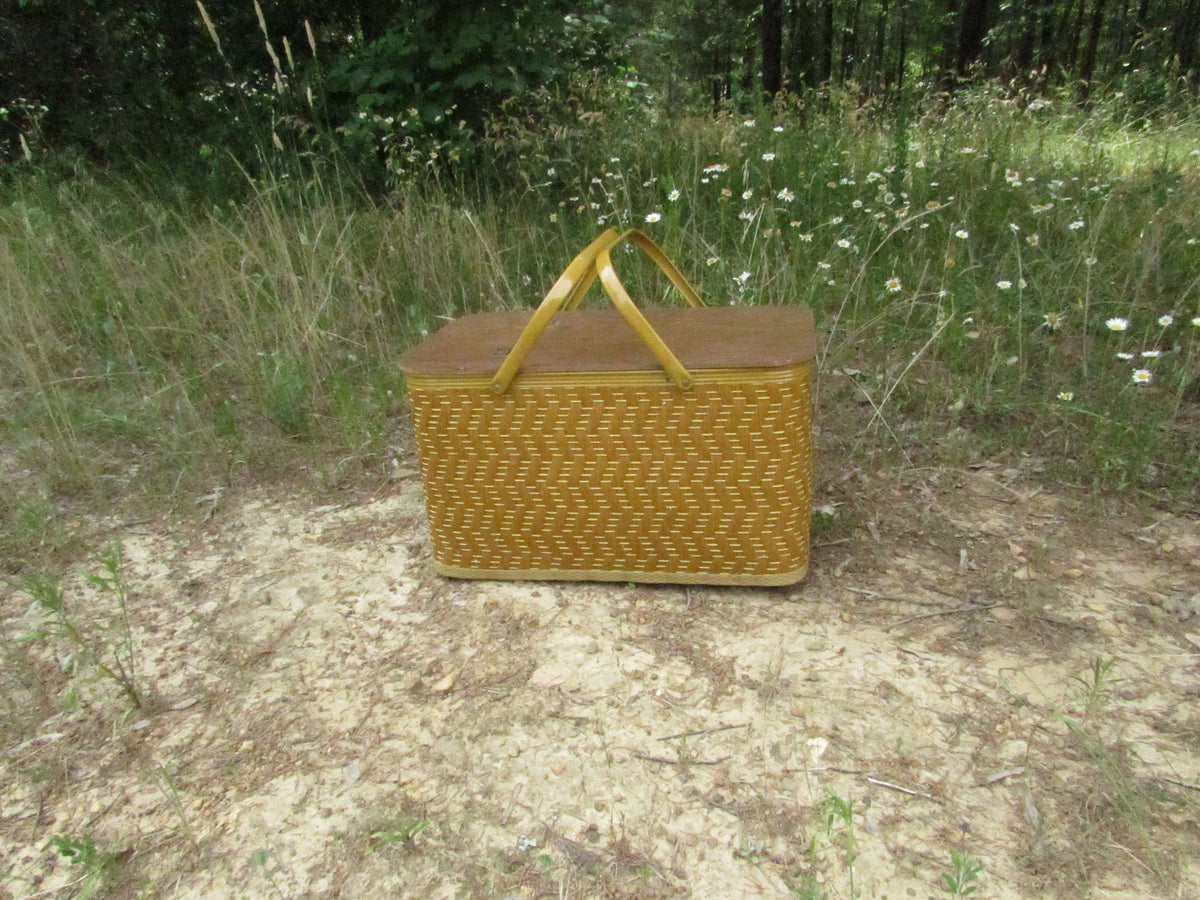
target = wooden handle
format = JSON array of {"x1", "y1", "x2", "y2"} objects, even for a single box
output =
[{"x1": 491, "y1": 229, "x2": 707, "y2": 394}]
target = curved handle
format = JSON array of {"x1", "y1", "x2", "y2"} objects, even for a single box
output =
[
  {"x1": 491, "y1": 229, "x2": 707, "y2": 394},
  {"x1": 562, "y1": 229, "x2": 705, "y2": 312},
  {"x1": 489, "y1": 228, "x2": 622, "y2": 394}
]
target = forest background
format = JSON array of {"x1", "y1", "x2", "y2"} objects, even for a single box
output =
[
  {"x1": 5, "y1": 0, "x2": 1200, "y2": 171},
  {"x1": 2, "y1": 0, "x2": 1199, "y2": 569}
]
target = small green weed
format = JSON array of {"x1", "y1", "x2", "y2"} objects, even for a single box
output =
[
  {"x1": 260, "y1": 351, "x2": 312, "y2": 438},
  {"x1": 154, "y1": 763, "x2": 196, "y2": 846},
  {"x1": 16, "y1": 541, "x2": 148, "y2": 710},
  {"x1": 250, "y1": 848, "x2": 289, "y2": 899},
  {"x1": 84, "y1": 541, "x2": 145, "y2": 708},
  {"x1": 784, "y1": 871, "x2": 828, "y2": 899},
  {"x1": 0, "y1": 488, "x2": 77, "y2": 574},
  {"x1": 368, "y1": 817, "x2": 431, "y2": 849},
  {"x1": 930, "y1": 849, "x2": 984, "y2": 898},
  {"x1": 1068, "y1": 655, "x2": 1122, "y2": 722},
  {"x1": 816, "y1": 788, "x2": 860, "y2": 900},
  {"x1": 732, "y1": 836, "x2": 768, "y2": 864},
  {"x1": 49, "y1": 833, "x2": 120, "y2": 899},
  {"x1": 1062, "y1": 716, "x2": 1168, "y2": 881}
]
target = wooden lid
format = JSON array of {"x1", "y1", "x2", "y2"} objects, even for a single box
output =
[{"x1": 399, "y1": 306, "x2": 815, "y2": 377}]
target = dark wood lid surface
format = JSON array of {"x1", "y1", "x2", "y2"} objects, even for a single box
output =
[{"x1": 399, "y1": 306, "x2": 815, "y2": 377}]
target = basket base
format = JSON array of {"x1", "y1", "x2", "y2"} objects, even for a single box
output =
[{"x1": 433, "y1": 561, "x2": 808, "y2": 587}]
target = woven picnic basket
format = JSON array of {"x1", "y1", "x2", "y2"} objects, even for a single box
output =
[{"x1": 399, "y1": 227, "x2": 815, "y2": 585}]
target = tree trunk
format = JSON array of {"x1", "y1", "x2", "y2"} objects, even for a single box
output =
[
  {"x1": 954, "y1": 0, "x2": 992, "y2": 77},
  {"x1": 762, "y1": 0, "x2": 784, "y2": 98},
  {"x1": 1078, "y1": 0, "x2": 1107, "y2": 101},
  {"x1": 785, "y1": 0, "x2": 823, "y2": 89},
  {"x1": 1065, "y1": 0, "x2": 1087, "y2": 71},
  {"x1": 821, "y1": 0, "x2": 834, "y2": 82},
  {"x1": 1175, "y1": 0, "x2": 1200, "y2": 78},
  {"x1": 712, "y1": 43, "x2": 727, "y2": 114},
  {"x1": 841, "y1": 0, "x2": 863, "y2": 81},
  {"x1": 874, "y1": 0, "x2": 890, "y2": 92},
  {"x1": 1010, "y1": 0, "x2": 1054, "y2": 83}
]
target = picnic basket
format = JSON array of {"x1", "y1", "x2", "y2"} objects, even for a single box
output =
[{"x1": 399, "y1": 227, "x2": 815, "y2": 585}]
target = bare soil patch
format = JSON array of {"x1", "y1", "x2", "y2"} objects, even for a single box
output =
[{"x1": 2, "y1": 458, "x2": 1199, "y2": 898}]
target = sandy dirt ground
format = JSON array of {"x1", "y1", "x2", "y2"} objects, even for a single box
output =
[{"x1": 2, "y1": 451, "x2": 1199, "y2": 899}]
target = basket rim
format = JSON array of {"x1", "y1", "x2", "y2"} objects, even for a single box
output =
[{"x1": 433, "y1": 561, "x2": 809, "y2": 587}]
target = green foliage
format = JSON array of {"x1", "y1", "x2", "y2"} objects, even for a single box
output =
[
  {"x1": 816, "y1": 788, "x2": 859, "y2": 899},
  {"x1": 260, "y1": 352, "x2": 312, "y2": 438},
  {"x1": 1069, "y1": 656, "x2": 1123, "y2": 722},
  {"x1": 15, "y1": 543, "x2": 147, "y2": 710},
  {"x1": 48, "y1": 833, "x2": 120, "y2": 899},
  {"x1": 931, "y1": 849, "x2": 984, "y2": 898},
  {"x1": 784, "y1": 873, "x2": 828, "y2": 900},
  {"x1": 5, "y1": 0, "x2": 1200, "y2": 174},
  {"x1": 326, "y1": 0, "x2": 616, "y2": 184},
  {"x1": 369, "y1": 817, "x2": 431, "y2": 848}
]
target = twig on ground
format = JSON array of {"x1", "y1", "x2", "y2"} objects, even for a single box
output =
[
  {"x1": 979, "y1": 768, "x2": 1026, "y2": 785},
  {"x1": 1161, "y1": 777, "x2": 1200, "y2": 793},
  {"x1": 656, "y1": 723, "x2": 748, "y2": 742},
  {"x1": 846, "y1": 586, "x2": 944, "y2": 607},
  {"x1": 892, "y1": 603, "x2": 1001, "y2": 626},
  {"x1": 632, "y1": 753, "x2": 731, "y2": 766},
  {"x1": 866, "y1": 776, "x2": 941, "y2": 802}
]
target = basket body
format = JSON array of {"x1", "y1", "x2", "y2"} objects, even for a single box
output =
[{"x1": 402, "y1": 310, "x2": 814, "y2": 585}]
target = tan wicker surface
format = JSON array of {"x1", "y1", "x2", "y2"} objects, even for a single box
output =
[{"x1": 406, "y1": 365, "x2": 812, "y2": 585}]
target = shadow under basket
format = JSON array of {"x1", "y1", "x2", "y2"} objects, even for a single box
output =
[{"x1": 399, "y1": 228, "x2": 816, "y2": 586}]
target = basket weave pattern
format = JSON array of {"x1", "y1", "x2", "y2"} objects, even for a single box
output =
[{"x1": 407, "y1": 366, "x2": 813, "y2": 585}]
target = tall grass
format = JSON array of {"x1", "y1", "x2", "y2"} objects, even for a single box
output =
[{"x1": 1, "y1": 80, "x2": 1198, "y2": 567}]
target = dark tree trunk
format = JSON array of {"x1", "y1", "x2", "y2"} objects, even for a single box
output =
[
  {"x1": 1013, "y1": 0, "x2": 1036, "y2": 72},
  {"x1": 874, "y1": 0, "x2": 890, "y2": 91},
  {"x1": 895, "y1": 0, "x2": 908, "y2": 90},
  {"x1": 1175, "y1": 0, "x2": 1200, "y2": 77},
  {"x1": 762, "y1": 0, "x2": 784, "y2": 98},
  {"x1": 740, "y1": 43, "x2": 757, "y2": 99},
  {"x1": 1078, "y1": 0, "x2": 1107, "y2": 102},
  {"x1": 785, "y1": 0, "x2": 823, "y2": 89},
  {"x1": 1010, "y1": 0, "x2": 1054, "y2": 82},
  {"x1": 841, "y1": 0, "x2": 863, "y2": 81},
  {"x1": 821, "y1": 0, "x2": 835, "y2": 82},
  {"x1": 1065, "y1": 0, "x2": 1087, "y2": 70},
  {"x1": 712, "y1": 43, "x2": 728, "y2": 114},
  {"x1": 954, "y1": 0, "x2": 993, "y2": 77}
]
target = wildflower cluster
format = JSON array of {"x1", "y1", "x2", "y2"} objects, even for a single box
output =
[
  {"x1": 1102, "y1": 313, "x2": 1195, "y2": 386},
  {"x1": 507, "y1": 98, "x2": 1198, "y2": 494}
]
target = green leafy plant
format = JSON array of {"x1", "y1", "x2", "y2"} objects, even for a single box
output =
[
  {"x1": 369, "y1": 817, "x2": 431, "y2": 848},
  {"x1": 1069, "y1": 656, "x2": 1122, "y2": 722},
  {"x1": 817, "y1": 788, "x2": 860, "y2": 899},
  {"x1": 250, "y1": 848, "x2": 289, "y2": 899},
  {"x1": 17, "y1": 541, "x2": 147, "y2": 710},
  {"x1": 83, "y1": 541, "x2": 145, "y2": 708},
  {"x1": 154, "y1": 763, "x2": 196, "y2": 846},
  {"x1": 784, "y1": 873, "x2": 828, "y2": 900},
  {"x1": 930, "y1": 849, "x2": 984, "y2": 898},
  {"x1": 260, "y1": 351, "x2": 312, "y2": 438},
  {"x1": 49, "y1": 833, "x2": 119, "y2": 899}
]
